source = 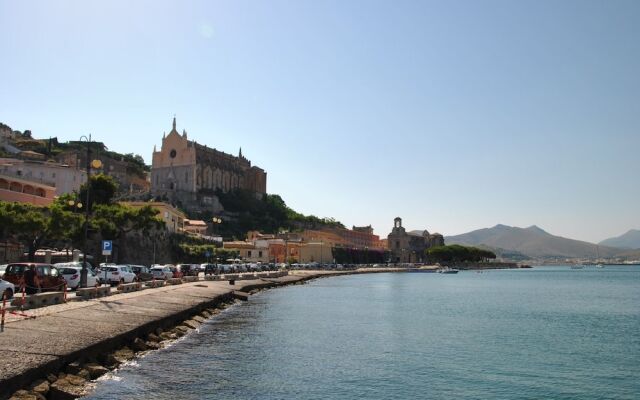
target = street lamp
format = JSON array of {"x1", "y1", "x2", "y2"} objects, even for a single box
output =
[
  {"x1": 78, "y1": 134, "x2": 103, "y2": 288},
  {"x1": 212, "y1": 217, "x2": 222, "y2": 235}
]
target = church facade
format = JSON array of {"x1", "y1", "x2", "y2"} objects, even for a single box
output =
[
  {"x1": 387, "y1": 217, "x2": 445, "y2": 263},
  {"x1": 151, "y1": 118, "x2": 267, "y2": 211}
]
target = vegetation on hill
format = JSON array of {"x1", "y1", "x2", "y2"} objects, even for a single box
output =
[
  {"x1": 1, "y1": 122, "x2": 149, "y2": 178},
  {"x1": 194, "y1": 189, "x2": 344, "y2": 239},
  {"x1": 426, "y1": 245, "x2": 496, "y2": 263}
]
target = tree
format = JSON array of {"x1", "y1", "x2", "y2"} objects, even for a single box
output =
[
  {"x1": 426, "y1": 245, "x2": 496, "y2": 263},
  {"x1": 79, "y1": 174, "x2": 118, "y2": 210},
  {"x1": 0, "y1": 200, "x2": 83, "y2": 261}
]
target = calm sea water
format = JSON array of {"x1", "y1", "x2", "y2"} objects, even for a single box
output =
[{"x1": 87, "y1": 266, "x2": 640, "y2": 400}]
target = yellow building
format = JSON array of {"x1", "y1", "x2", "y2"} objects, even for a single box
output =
[
  {"x1": 120, "y1": 201, "x2": 186, "y2": 233},
  {"x1": 223, "y1": 241, "x2": 270, "y2": 263},
  {"x1": 299, "y1": 242, "x2": 333, "y2": 264}
]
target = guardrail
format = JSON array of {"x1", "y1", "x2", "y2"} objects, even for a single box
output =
[
  {"x1": 117, "y1": 282, "x2": 143, "y2": 293},
  {"x1": 11, "y1": 291, "x2": 65, "y2": 309},
  {"x1": 76, "y1": 286, "x2": 111, "y2": 299}
]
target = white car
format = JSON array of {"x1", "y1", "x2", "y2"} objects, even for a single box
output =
[
  {"x1": 150, "y1": 266, "x2": 173, "y2": 280},
  {"x1": 99, "y1": 265, "x2": 137, "y2": 285},
  {"x1": 0, "y1": 264, "x2": 8, "y2": 278},
  {"x1": 0, "y1": 279, "x2": 15, "y2": 299},
  {"x1": 54, "y1": 264, "x2": 99, "y2": 289}
]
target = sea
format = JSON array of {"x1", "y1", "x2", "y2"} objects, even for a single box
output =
[{"x1": 86, "y1": 266, "x2": 640, "y2": 400}]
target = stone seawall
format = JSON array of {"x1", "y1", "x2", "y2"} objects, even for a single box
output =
[{"x1": 0, "y1": 270, "x2": 389, "y2": 399}]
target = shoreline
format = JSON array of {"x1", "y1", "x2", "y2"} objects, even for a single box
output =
[{"x1": 1, "y1": 269, "x2": 404, "y2": 399}]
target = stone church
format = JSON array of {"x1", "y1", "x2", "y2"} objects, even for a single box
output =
[
  {"x1": 387, "y1": 217, "x2": 445, "y2": 263},
  {"x1": 151, "y1": 118, "x2": 267, "y2": 212}
]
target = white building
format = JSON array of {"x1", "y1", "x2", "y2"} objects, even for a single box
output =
[{"x1": 0, "y1": 158, "x2": 87, "y2": 195}]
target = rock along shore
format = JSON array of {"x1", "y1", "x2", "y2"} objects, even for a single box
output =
[{"x1": 0, "y1": 269, "x2": 403, "y2": 399}]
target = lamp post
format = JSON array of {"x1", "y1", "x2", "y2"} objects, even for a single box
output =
[{"x1": 78, "y1": 135, "x2": 102, "y2": 288}]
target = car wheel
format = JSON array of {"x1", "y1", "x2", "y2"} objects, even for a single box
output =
[{"x1": 3, "y1": 288, "x2": 13, "y2": 300}]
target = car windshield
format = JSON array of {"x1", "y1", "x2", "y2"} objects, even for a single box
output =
[{"x1": 60, "y1": 268, "x2": 79, "y2": 275}]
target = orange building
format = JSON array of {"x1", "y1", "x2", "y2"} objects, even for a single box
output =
[
  {"x1": 0, "y1": 174, "x2": 56, "y2": 206},
  {"x1": 302, "y1": 227, "x2": 384, "y2": 250}
]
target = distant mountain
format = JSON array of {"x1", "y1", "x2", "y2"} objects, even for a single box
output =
[
  {"x1": 446, "y1": 224, "x2": 622, "y2": 259},
  {"x1": 599, "y1": 229, "x2": 640, "y2": 250}
]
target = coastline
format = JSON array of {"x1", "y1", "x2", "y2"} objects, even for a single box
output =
[{"x1": 0, "y1": 269, "x2": 405, "y2": 399}]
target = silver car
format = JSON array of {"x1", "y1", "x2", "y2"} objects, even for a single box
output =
[
  {"x1": 150, "y1": 266, "x2": 173, "y2": 280},
  {"x1": 0, "y1": 279, "x2": 15, "y2": 299}
]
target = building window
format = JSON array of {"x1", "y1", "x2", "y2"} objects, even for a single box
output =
[
  {"x1": 248, "y1": 250, "x2": 252, "y2": 257},
  {"x1": 396, "y1": 241, "x2": 400, "y2": 249},
  {"x1": 259, "y1": 251, "x2": 263, "y2": 257}
]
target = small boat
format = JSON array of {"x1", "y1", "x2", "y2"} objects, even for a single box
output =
[
  {"x1": 437, "y1": 267, "x2": 459, "y2": 274},
  {"x1": 595, "y1": 264, "x2": 604, "y2": 268}
]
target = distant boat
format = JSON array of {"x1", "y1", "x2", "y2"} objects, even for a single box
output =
[
  {"x1": 437, "y1": 267, "x2": 459, "y2": 274},
  {"x1": 595, "y1": 264, "x2": 604, "y2": 268}
]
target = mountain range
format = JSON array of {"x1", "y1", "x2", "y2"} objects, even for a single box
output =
[
  {"x1": 445, "y1": 224, "x2": 638, "y2": 260},
  {"x1": 598, "y1": 229, "x2": 640, "y2": 250}
]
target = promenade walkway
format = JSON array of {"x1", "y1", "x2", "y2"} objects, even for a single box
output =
[{"x1": 0, "y1": 273, "x2": 317, "y2": 398}]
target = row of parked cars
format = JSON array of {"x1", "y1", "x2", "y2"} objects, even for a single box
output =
[
  {"x1": 0, "y1": 262, "x2": 177, "y2": 299},
  {"x1": 0, "y1": 260, "x2": 293, "y2": 299}
]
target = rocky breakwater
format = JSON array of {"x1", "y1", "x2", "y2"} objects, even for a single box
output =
[
  {"x1": 7, "y1": 302, "x2": 234, "y2": 400},
  {"x1": 0, "y1": 272, "x2": 334, "y2": 400}
]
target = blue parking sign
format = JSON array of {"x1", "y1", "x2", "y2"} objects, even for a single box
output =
[{"x1": 102, "y1": 240, "x2": 112, "y2": 251}]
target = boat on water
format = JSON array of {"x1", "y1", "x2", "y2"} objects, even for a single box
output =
[{"x1": 437, "y1": 267, "x2": 459, "y2": 274}]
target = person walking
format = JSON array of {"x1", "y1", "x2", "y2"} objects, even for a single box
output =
[{"x1": 23, "y1": 266, "x2": 40, "y2": 295}]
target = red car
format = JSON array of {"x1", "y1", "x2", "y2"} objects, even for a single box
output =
[{"x1": 3, "y1": 263, "x2": 67, "y2": 293}]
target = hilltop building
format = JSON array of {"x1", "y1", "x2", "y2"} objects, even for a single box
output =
[
  {"x1": 0, "y1": 157, "x2": 87, "y2": 195},
  {"x1": 387, "y1": 217, "x2": 444, "y2": 263},
  {"x1": 151, "y1": 118, "x2": 267, "y2": 212}
]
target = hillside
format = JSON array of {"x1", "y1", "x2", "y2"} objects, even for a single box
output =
[
  {"x1": 599, "y1": 229, "x2": 640, "y2": 250},
  {"x1": 446, "y1": 224, "x2": 622, "y2": 259}
]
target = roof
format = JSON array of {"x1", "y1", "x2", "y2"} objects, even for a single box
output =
[{"x1": 184, "y1": 219, "x2": 207, "y2": 226}]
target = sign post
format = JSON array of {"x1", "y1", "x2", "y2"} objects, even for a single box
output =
[{"x1": 102, "y1": 240, "x2": 112, "y2": 263}]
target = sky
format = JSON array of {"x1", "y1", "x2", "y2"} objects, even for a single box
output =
[{"x1": 1, "y1": 0, "x2": 639, "y2": 243}]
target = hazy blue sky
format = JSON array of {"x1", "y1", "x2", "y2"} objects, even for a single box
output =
[{"x1": 1, "y1": 0, "x2": 639, "y2": 243}]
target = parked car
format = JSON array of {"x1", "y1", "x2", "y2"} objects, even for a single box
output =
[
  {"x1": 0, "y1": 264, "x2": 8, "y2": 278},
  {"x1": 54, "y1": 263, "x2": 99, "y2": 289},
  {"x1": 177, "y1": 264, "x2": 199, "y2": 277},
  {"x1": 150, "y1": 266, "x2": 173, "y2": 280},
  {"x1": 3, "y1": 263, "x2": 66, "y2": 293},
  {"x1": 97, "y1": 265, "x2": 137, "y2": 285},
  {"x1": 130, "y1": 265, "x2": 154, "y2": 281},
  {"x1": 0, "y1": 279, "x2": 15, "y2": 299},
  {"x1": 202, "y1": 263, "x2": 218, "y2": 275}
]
